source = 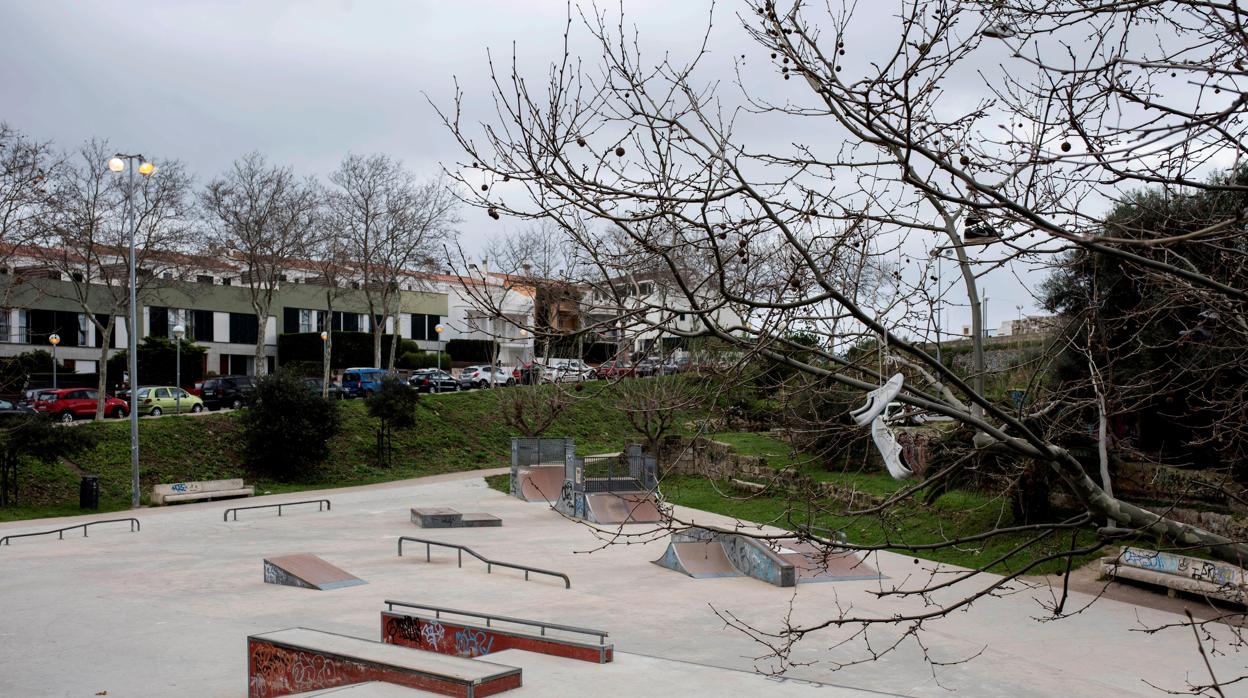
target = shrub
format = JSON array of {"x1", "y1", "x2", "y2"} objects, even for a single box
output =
[
  {"x1": 445, "y1": 338, "x2": 494, "y2": 362},
  {"x1": 365, "y1": 377, "x2": 420, "y2": 467},
  {"x1": 239, "y1": 369, "x2": 340, "y2": 480},
  {"x1": 396, "y1": 351, "x2": 449, "y2": 370}
]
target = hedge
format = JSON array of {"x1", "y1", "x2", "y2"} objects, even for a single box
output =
[{"x1": 277, "y1": 332, "x2": 419, "y2": 369}]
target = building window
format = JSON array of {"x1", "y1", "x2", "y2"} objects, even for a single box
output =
[
  {"x1": 639, "y1": 281, "x2": 654, "y2": 296},
  {"x1": 0, "y1": 310, "x2": 9, "y2": 342},
  {"x1": 196, "y1": 275, "x2": 214, "y2": 284},
  {"x1": 148, "y1": 306, "x2": 168, "y2": 338},
  {"x1": 299, "y1": 309, "x2": 315, "y2": 333},
  {"x1": 16, "y1": 310, "x2": 28, "y2": 344},
  {"x1": 229, "y1": 313, "x2": 258, "y2": 344},
  {"x1": 193, "y1": 310, "x2": 214, "y2": 342},
  {"x1": 222, "y1": 277, "x2": 232, "y2": 286},
  {"x1": 78, "y1": 313, "x2": 89, "y2": 346}
]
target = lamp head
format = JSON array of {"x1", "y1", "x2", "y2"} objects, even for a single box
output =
[
  {"x1": 138, "y1": 162, "x2": 156, "y2": 176},
  {"x1": 49, "y1": 333, "x2": 60, "y2": 346},
  {"x1": 172, "y1": 324, "x2": 185, "y2": 340},
  {"x1": 108, "y1": 157, "x2": 125, "y2": 173},
  {"x1": 320, "y1": 331, "x2": 329, "y2": 341},
  {"x1": 435, "y1": 324, "x2": 445, "y2": 334}
]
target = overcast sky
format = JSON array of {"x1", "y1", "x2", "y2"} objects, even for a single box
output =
[{"x1": 1, "y1": 0, "x2": 1041, "y2": 336}]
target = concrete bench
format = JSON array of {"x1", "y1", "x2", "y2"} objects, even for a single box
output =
[
  {"x1": 152, "y1": 478, "x2": 254, "y2": 506},
  {"x1": 382, "y1": 611, "x2": 612, "y2": 664},
  {"x1": 248, "y1": 627, "x2": 522, "y2": 698},
  {"x1": 1101, "y1": 546, "x2": 1248, "y2": 605}
]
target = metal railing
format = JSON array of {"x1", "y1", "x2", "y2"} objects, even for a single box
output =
[
  {"x1": 1, "y1": 518, "x2": 140, "y2": 546},
  {"x1": 397, "y1": 536, "x2": 571, "y2": 589},
  {"x1": 384, "y1": 600, "x2": 606, "y2": 644},
  {"x1": 223, "y1": 499, "x2": 331, "y2": 522}
]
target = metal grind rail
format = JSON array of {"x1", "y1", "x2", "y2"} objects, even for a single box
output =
[
  {"x1": 223, "y1": 499, "x2": 331, "y2": 522},
  {"x1": 0, "y1": 518, "x2": 140, "y2": 546},
  {"x1": 384, "y1": 600, "x2": 607, "y2": 644},
  {"x1": 396, "y1": 536, "x2": 571, "y2": 589}
]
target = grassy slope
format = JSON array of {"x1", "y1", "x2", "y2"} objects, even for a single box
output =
[{"x1": 1, "y1": 384, "x2": 644, "y2": 521}]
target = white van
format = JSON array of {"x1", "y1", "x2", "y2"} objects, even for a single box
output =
[{"x1": 540, "y1": 358, "x2": 596, "y2": 382}]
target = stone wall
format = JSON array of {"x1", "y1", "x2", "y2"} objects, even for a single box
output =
[{"x1": 659, "y1": 435, "x2": 884, "y2": 510}]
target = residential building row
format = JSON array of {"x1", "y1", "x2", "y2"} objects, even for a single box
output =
[{"x1": 0, "y1": 247, "x2": 736, "y2": 376}]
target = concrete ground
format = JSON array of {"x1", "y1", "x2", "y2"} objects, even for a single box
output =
[{"x1": 1, "y1": 470, "x2": 1242, "y2": 697}]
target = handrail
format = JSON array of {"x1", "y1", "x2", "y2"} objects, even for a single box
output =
[
  {"x1": 223, "y1": 499, "x2": 331, "y2": 522},
  {"x1": 0, "y1": 518, "x2": 140, "y2": 546},
  {"x1": 397, "y1": 536, "x2": 570, "y2": 589},
  {"x1": 384, "y1": 600, "x2": 606, "y2": 644}
]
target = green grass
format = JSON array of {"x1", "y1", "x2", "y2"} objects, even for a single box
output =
[
  {"x1": 709, "y1": 431, "x2": 907, "y2": 495},
  {"x1": 662, "y1": 474, "x2": 1098, "y2": 575},
  {"x1": 2, "y1": 384, "x2": 663, "y2": 521},
  {"x1": 664, "y1": 432, "x2": 1099, "y2": 575}
]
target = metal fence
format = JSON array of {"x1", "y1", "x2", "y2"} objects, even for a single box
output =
[
  {"x1": 510, "y1": 437, "x2": 573, "y2": 497},
  {"x1": 577, "y1": 445, "x2": 657, "y2": 494}
]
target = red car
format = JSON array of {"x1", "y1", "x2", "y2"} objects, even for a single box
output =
[
  {"x1": 596, "y1": 360, "x2": 635, "y2": 379},
  {"x1": 33, "y1": 388, "x2": 129, "y2": 422}
]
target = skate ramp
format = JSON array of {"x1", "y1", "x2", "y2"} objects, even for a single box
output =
[
  {"x1": 655, "y1": 528, "x2": 882, "y2": 587},
  {"x1": 584, "y1": 492, "x2": 663, "y2": 525},
  {"x1": 776, "y1": 540, "x2": 882, "y2": 582},
  {"x1": 516, "y1": 465, "x2": 566, "y2": 502},
  {"x1": 653, "y1": 540, "x2": 742, "y2": 579},
  {"x1": 263, "y1": 553, "x2": 366, "y2": 590}
]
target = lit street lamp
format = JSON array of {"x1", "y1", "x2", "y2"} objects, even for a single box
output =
[
  {"x1": 49, "y1": 333, "x2": 60, "y2": 389},
  {"x1": 434, "y1": 324, "x2": 445, "y2": 372},
  {"x1": 109, "y1": 153, "x2": 156, "y2": 508},
  {"x1": 173, "y1": 324, "x2": 185, "y2": 413},
  {"x1": 320, "y1": 331, "x2": 330, "y2": 399}
]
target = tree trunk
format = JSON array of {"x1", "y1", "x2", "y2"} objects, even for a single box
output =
[
  {"x1": 94, "y1": 317, "x2": 115, "y2": 420},
  {"x1": 254, "y1": 310, "x2": 269, "y2": 376},
  {"x1": 371, "y1": 310, "x2": 383, "y2": 369},
  {"x1": 387, "y1": 308, "x2": 401, "y2": 372},
  {"x1": 323, "y1": 297, "x2": 334, "y2": 398}
]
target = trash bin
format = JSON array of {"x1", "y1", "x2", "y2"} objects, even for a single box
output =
[{"x1": 79, "y1": 475, "x2": 99, "y2": 510}]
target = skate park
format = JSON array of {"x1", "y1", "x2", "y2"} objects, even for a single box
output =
[{"x1": 1, "y1": 451, "x2": 1239, "y2": 698}]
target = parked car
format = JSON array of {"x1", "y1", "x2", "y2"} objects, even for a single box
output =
[
  {"x1": 408, "y1": 369, "x2": 460, "y2": 393},
  {"x1": 459, "y1": 365, "x2": 514, "y2": 389},
  {"x1": 33, "y1": 388, "x2": 129, "y2": 422},
  {"x1": 200, "y1": 375, "x2": 256, "y2": 410},
  {"x1": 135, "y1": 386, "x2": 205, "y2": 416},
  {"x1": 541, "y1": 358, "x2": 596, "y2": 382},
  {"x1": 512, "y1": 361, "x2": 542, "y2": 385},
  {"x1": 659, "y1": 356, "x2": 689, "y2": 375},
  {"x1": 596, "y1": 359, "x2": 635, "y2": 379},
  {"x1": 633, "y1": 358, "x2": 660, "y2": 378},
  {"x1": 0, "y1": 398, "x2": 35, "y2": 415},
  {"x1": 302, "y1": 377, "x2": 345, "y2": 400},
  {"x1": 341, "y1": 367, "x2": 387, "y2": 398}
]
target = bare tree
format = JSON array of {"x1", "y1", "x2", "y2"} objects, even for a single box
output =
[
  {"x1": 328, "y1": 154, "x2": 458, "y2": 370},
  {"x1": 438, "y1": 0, "x2": 1248, "y2": 682},
  {"x1": 201, "y1": 153, "x2": 319, "y2": 376},
  {"x1": 307, "y1": 216, "x2": 351, "y2": 396},
  {"x1": 0, "y1": 124, "x2": 56, "y2": 308},
  {"x1": 36, "y1": 141, "x2": 195, "y2": 418}
]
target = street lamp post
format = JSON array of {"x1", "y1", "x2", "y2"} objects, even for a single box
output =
[
  {"x1": 173, "y1": 324, "x2": 185, "y2": 413},
  {"x1": 320, "y1": 331, "x2": 330, "y2": 399},
  {"x1": 434, "y1": 324, "x2": 445, "y2": 372},
  {"x1": 49, "y1": 334, "x2": 60, "y2": 389},
  {"x1": 108, "y1": 154, "x2": 156, "y2": 508}
]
